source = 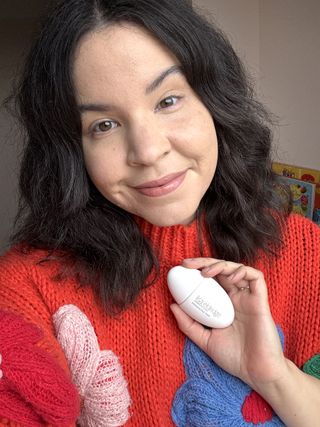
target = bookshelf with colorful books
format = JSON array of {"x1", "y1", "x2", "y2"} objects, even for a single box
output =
[{"x1": 272, "y1": 162, "x2": 320, "y2": 226}]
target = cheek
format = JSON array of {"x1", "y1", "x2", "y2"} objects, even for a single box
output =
[
  {"x1": 176, "y1": 102, "x2": 217, "y2": 145},
  {"x1": 177, "y1": 113, "x2": 218, "y2": 161},
  {"x1": 83, "y1": 147, "x2": 121, "y2": 191},
  {"x1": 196, "y1": 113, "x2": 218, "y2": 160},
  {"x1": 193, "y1": 118, "x2": 219, "y2": 180}
]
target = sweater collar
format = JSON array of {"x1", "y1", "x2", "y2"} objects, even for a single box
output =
[{"x1": 134, "y1": 216, "x2": 212, "y2": 265}]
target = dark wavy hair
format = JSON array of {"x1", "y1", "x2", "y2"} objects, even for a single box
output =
[{"x1": 10, "y1": 0, "x2": 289, "y2": 312}]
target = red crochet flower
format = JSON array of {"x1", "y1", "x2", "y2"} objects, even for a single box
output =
[{"x1": 0, "y1": 310, "x2": 80, "y2": 426}]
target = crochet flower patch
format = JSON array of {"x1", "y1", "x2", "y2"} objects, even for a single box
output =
[
  {"x1": 53, "y1": 304, "x2": 131, "y2": 427},
  {"x1": 0, "y1": 310, "x2": 80, "y2": 427},
  {"x1": 172, "y1": 327, "x2": 286, "y2": 426}
]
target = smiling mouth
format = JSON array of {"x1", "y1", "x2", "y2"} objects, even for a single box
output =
[{"x1": 133, "y1": 170, "x2": 188, "y2": 197}]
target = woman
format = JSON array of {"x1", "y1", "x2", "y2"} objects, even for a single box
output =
[{"x1": 0, "y1": 0, "x2": 319, "y2": 425}]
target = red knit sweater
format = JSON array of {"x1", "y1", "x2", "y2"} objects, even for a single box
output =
[{"x1": 0, "y1": 213, "x2": 319, "y2": 426}]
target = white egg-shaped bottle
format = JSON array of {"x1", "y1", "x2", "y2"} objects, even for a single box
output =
[{"x1": 167, "y1": 265, "x2": 235, "y2": 328}]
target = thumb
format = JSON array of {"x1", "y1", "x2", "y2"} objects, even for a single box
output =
[{"x1": 170, "y1": 304, "x2": 211, "y2": 352}]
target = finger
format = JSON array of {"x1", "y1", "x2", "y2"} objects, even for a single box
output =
[
  {"x1": 230, "y1": 266, "x2": 267, "y2": 297},
  {"x1": 183, "y1": 258, "x2": 268, "y2": 299},
  {"x1": 226, "y1": 266, "x2": 251, "y2": 292},
  {"x1": 201, "y1": 260, "x2": 246, "y2": 277},
  {"x1": 220, "y1": 276, "x2": 250, "y2": 292},
  {"x1": 170, "y1": 304, "x2": 211, "y2": 352},
  {"x1": 207, "y1": 263, "x2": 266, "y2": 294},
  {"x1": 183, "y1": 258, "x2": 244, "y2": 277},
  {"x1": 183, "y1": 259, "x2": 255, "y2": 294},
  {"x1": 182, "y1": 257, "x2": 230, "y2": 269},
  {"x1": 214, "y1": 266, "x2": 268, "y2": 302},
  {"x1": 212, "y1": 274, "x2": 244, "y2": 294}
]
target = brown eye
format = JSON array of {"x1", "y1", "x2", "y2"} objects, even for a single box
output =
[
  {"x1": 92, "y1": 120, "x2": 118, "y2": 134},
  {"x1": 98, "y1": 121, "x2": 112, "y2": 131},
  {"x1": 158, "y1": 95, "x2": 180, "y2": 110}
]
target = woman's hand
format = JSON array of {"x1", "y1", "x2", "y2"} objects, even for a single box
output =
[{"x1": 170, "y1": 258, "x2": 289, "y2": 392}]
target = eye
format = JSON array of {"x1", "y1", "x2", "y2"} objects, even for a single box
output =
[
  {"x1": 157, "y1": 95, "x2": 181, "y2": 111},
  {"x1": 91, "y1": 119, "x2": 119, "y2": 134}
]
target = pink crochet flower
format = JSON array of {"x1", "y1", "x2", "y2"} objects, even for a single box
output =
[
  {"x1": 0, "y1": 309, "x2": 80, "y2": 427},
  {"x1": 53, "y1": 304, "x2": 131, "y2": 426}
]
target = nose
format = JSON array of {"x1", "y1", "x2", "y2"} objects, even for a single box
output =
[{"x1": 126, "y1": 120, "x2": 171, "y2": 166}]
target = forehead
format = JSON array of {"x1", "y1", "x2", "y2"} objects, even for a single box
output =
[{"x1": 72, "y1": 24, "x2": 179, "y2": 99}]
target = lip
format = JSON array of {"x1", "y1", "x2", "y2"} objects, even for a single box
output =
[{"x1": 133, "y1": 170, "x2": 188, "y2": 197}]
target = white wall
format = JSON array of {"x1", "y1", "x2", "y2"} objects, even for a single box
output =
[
  {"x1": 194, "y1": 0, "x2": 320, "y2": 170},
  {"x1": 194, "y1": 0, "x2": 260, "y2": 79},
  {"x1": 259, "y1": 0, "x2": 320, "y2": 168}
]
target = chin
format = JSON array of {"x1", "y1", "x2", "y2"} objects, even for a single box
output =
[{"x1": 140, "y1": 211, "x2": 196, "y2": 227}]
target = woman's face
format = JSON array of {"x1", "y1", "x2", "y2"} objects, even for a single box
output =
[{"x1": 73, "y1": 24, "x2": 218, "y2": 226}]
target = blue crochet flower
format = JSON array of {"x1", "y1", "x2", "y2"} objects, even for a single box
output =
[{"x1": 172, "y1": 327, "x2": 285, "y2": 426}]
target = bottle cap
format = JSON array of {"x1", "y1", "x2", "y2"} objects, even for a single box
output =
[{"x1": 167, "y1": 266, "x2": 203, "y2": 304}]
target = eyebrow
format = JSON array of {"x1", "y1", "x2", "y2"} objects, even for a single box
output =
[
  {"x1": 78, "y1": 64, "x2": 183, "y2": 114},
  {"x1": 145, "y1": 64, "x2": 182, "y2": 94}
]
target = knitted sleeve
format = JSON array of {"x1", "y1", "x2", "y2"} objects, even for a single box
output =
[
  {"x1": 256, "y1": 214, "x2": 320, "y2": 368},
  {"x1": 280, "y1": 214, "x2": 320, "y2": 368},
  {"x1": 0, "y1": 248, "x2": 80, "y2": 427}
]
